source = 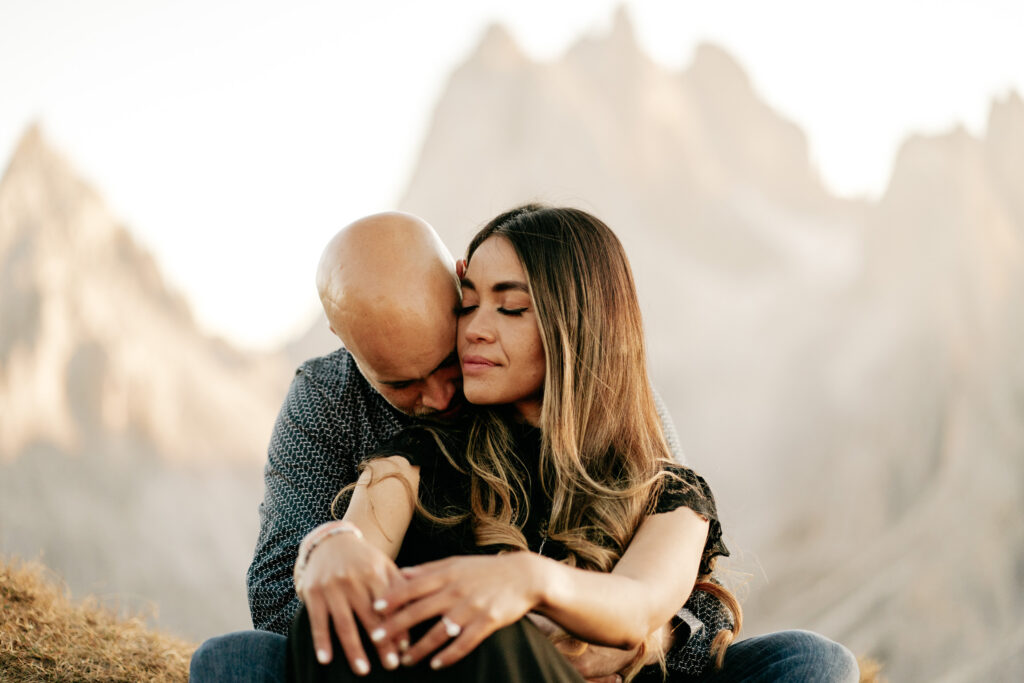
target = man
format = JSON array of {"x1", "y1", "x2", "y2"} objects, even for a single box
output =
[
  {"x1": 246, "y1": 212, "x2": 463, "y2": 640},
  {"x1": 191, "y1": 212, "x2": 858, "y2": 682}
]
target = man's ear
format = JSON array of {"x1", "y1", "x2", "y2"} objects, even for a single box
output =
[{"x1": 456, "y1": 258, "x2": 467, "y2": 279}]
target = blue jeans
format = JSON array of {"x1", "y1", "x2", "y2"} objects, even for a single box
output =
[
  {"x1": 191, "y1": 630, "x2": 287, "y2": 683},
  {"x1": 190, "y1": 628, "x2": 858, "y2": 682},
  {"x1": 699, "y1": 630, "x2": 859, "y2": 682}
]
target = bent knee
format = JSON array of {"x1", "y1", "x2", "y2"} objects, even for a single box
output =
[
  {"x1": 453, "y1": 620, "x2": 580, "y2": 680},
  {"x1": 190, "y1": 633, "x2": 236, "y2": 680},
  {"x1": 782, "y1": 630, "x2": 859, "y2": 682},
  {"x1": 472, "y1": 620, "x2": 536, "y2": 655},
  {"x1": 189, "y1": 630, "x2": 287, "y2": 683}
]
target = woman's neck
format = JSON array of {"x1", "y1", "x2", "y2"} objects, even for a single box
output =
[{"x1": 513, "y1": 399, "x2": 542, "y2": 426}]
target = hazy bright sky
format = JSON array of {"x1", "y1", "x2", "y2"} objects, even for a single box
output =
[{"x1": 2, "y1": 0, "x2": 1022, "y2": 350}]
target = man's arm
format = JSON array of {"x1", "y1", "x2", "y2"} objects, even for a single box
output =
[
  {"x1": 652, "y1": 387, "x2": 684, "y2": 464},
  {"x1": 246, "y1": 363, "x2": 360, "y2": 633},
  {"x1": 530, "y1": 599, "x2": 727, "y2": 683},
  {"x1": 526, "y1": 612, "x2": 669, "y2": 682}
]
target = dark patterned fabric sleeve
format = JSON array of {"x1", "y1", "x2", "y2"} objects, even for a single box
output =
[
  {"x1": 246, "y1": 367, "x2": 353, "y2": 633},
  {"x1": 659, "y1": 586, "x2": 737, "y2": 681}
]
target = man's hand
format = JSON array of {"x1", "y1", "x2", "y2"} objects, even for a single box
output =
[
  {"x1": 296, "y1": 529, "x2": 408, "y2": 675},
  {"x1": 526, "y1": 612, "x2": 673, "y2": 683},
  {"x1": 526, "y1": 612, "x2": 633, "y2": 683}
]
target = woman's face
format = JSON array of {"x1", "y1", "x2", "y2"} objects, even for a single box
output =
[{"x1": 458, "y1": 236, "x2": 545, "y2": 424}]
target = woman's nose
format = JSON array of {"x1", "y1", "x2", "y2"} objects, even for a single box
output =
[{"x1": 461, "y1": 311, "x2": 495, "y2": 343}]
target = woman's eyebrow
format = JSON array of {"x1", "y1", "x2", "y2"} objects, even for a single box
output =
[
  {"x1": 459, "y1": 279, "x2": 529, "y2": 294},
  {"x1": 492, "y1": 281, "x2": 529, "y2": 293}
]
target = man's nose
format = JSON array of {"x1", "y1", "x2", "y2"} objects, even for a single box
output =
[{"x1": 421, "y1": 374, "x2": 457, "y2": 412}]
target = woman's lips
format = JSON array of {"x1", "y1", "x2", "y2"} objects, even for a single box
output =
[{"x1": 461, "y1": 355, "x2": 498, "y2": 374}]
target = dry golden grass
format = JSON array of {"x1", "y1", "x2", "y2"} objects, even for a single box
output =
[
  {"x1": 858, "y1": 654, "x2": 886, "y2": 683},
  {"x1": 0, "y1": 558, "x2": 195, "y2": 682}
]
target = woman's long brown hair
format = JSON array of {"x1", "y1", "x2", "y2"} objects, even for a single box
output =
[{"x1": 459, "y1": 205, "x2": 741, "y2": 676}]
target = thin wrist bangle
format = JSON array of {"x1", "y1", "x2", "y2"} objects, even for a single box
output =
[
  {"x1": 293, "y1": 521, "x2": 364, "y2": 595},
  {"x1": 300, "y1": 520, "x2": 364, "y2": 557}
]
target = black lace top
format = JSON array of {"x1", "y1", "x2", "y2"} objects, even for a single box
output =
[{"x1": 370, "y1": 417, "x2": 728, "y2": 589}]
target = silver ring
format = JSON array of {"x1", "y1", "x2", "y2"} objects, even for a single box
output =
[{"x1": 441, "y1": 615, "x2": 461, "y2": 638}]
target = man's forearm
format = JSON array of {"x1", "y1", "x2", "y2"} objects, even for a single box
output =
[
  {"x1": 247, "y1": 513, "x2": 306, "y2": 632},
  {"x1": 528, "y1": 610, "x2": 673, "y2": 679}
]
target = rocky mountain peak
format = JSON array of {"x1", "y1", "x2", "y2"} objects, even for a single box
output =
[
  {"x1": 983, "y1": 89, "x2": 1024, "y2": 219},
  {"x1": 399, "y1": 14, "x2": 836, "y2": 258},
  {"x1": 3, "y1": 121, "x2": 45, "y2": 173},
  {"x1": 0, "y1": 124, "x2": 119, "y2": 254},
  {"x1": 986, "y1": 88, "x2": 1023, "y2": 136},
  {"x1": 1, "y1": 126, "x2": 190, "y2": 325},
  {"x1": 677, "y1": 42, "x2": 826, "y2": 207},
  {"x1": 607, "y1": 4, "x2": 640, "y2": 54},
  {"x1": 470, "y1": 22, "x2": 526, "y2": 71},
  {"x1": 687, "y1": 42, "x2": 752, "y2": 93},
  {"x1": 564, "y1": 4, "x2": 645, "y2": 74},
  {"x1": 0, "y1": 127, "x2": 288, "y2": 464},
  {"x1": 884, "y1": 125, "x2": 982, "y2": 201}
]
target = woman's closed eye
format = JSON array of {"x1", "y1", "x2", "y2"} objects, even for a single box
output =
[{"x1": 455, "y1": 305, "x2": 528, "y2": 317}]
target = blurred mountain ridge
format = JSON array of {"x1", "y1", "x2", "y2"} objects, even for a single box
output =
[
  {"x1": 0, "y1": 124, "x2": 294, "y2": 639},
  {"x1": 0, "y1": 124, "x2": 291, "y2": 464},
  {"x1": 384, "y1": 14, "x2": 1024, "y2": 682}
]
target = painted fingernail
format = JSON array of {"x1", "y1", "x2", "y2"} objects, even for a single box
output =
[
  {"x1": 354, "y1": 658, "x2": 370, "y2": 675},
  {"x1": 316, "y1": 649, "x2": 330, "y2": 664},
  {"x1": 401, "y1": 654, "x2": 414, "y2": 667},
  {"x1": 373, "y1": 598, "x2": 388, "y2": 612},
  {"x1": 430, "y1": 657, "x2": 443, "y2": 670},
  {"x1": 384, "y1": 652, "x2": 399, "y2": 669},
  {"x1": 370, "y1": 627, "x2": 386, "y2": 643},
  {"x1": 399, "y1": 638, "x2": 409, "y2": 652}
]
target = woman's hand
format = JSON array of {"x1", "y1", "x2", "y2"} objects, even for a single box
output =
[
  {"x1": 374, "y1": 553, "x2": 544, "y2": 669},
  {"x1": 297, "y1": 530, "x2": 409, "y2": 675}
]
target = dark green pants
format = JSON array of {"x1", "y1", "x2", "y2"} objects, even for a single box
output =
[{"x1": 287, "y1": 605, "x2": 586, "y2": 682}]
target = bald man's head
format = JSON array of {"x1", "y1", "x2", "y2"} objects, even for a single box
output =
[{"x1": 317, "y1": 212, "x2": 462, "y2": 416}]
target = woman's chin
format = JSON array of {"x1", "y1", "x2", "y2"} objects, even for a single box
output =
[{"x1": 463, "y1": 385, "x2": 503, "y2": 406}]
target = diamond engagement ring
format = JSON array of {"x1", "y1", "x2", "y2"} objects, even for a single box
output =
[{"x1": 441, "y1": 616, "x2": 462, "y2": 638}]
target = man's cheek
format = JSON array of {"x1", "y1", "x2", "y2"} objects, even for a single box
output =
[{"x1": 377, "y1": 387, "x2": 416, "y2": 414}]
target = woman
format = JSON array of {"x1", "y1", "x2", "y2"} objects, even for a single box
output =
[{"x1": 288, "y1": 205, "x2": 738, "y2": 681}]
